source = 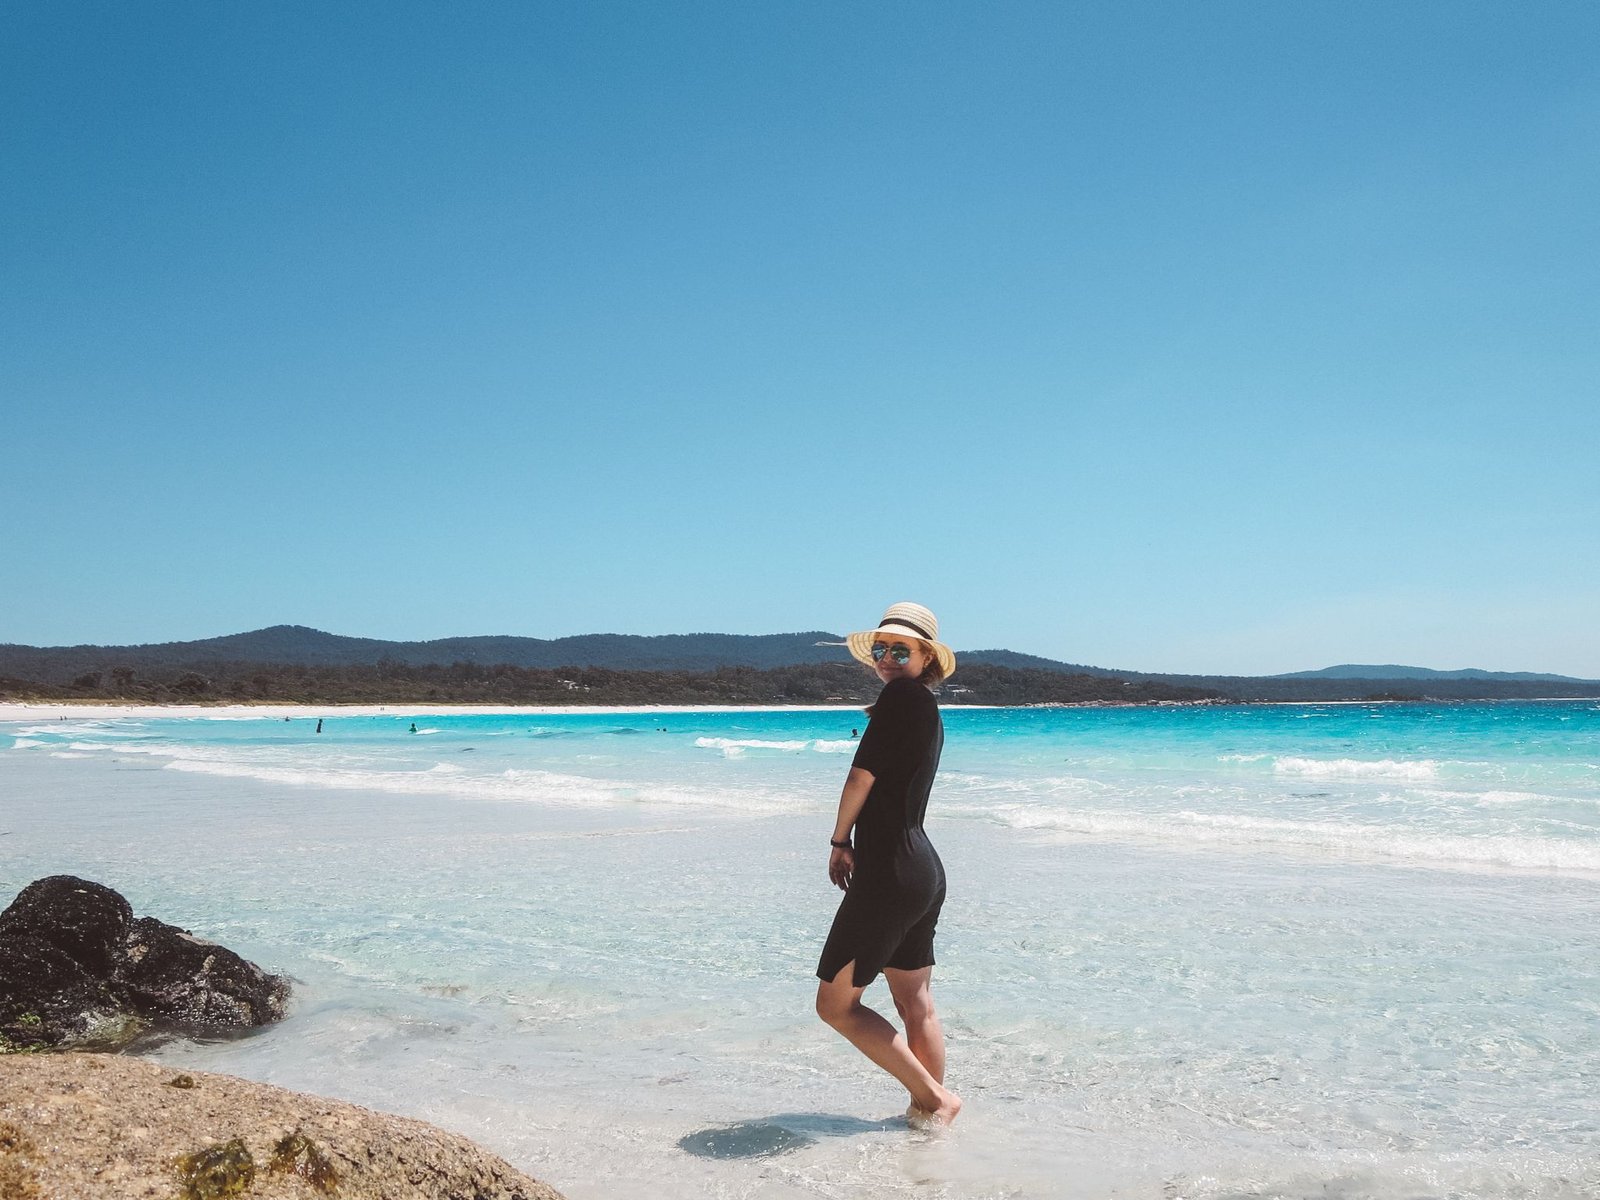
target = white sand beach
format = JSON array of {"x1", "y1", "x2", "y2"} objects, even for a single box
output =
[{"x1": 0, "y1": 701, "x2": 861, "y2": 722}]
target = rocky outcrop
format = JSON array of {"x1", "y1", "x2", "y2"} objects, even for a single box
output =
[
  {"x1": 0, "y1": 1053, "x2": 566, "y2": 1199},
  {"x1": 0, "y1": 874, "x2": 132, "y2": 976},
  {"x1": 119, "y1": 916, "x2": 288, "y2": 1028},
  {"x1": 0, "y1": 876, "x2": 289, "y2": 1051},
  {"x1": 0, "y1": 932, "x2": 131, "y2": 1050}
]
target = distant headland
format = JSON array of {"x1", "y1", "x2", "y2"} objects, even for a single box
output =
[{"x1": 2, "y1": 626, "x2": 1597, "y2": 706}]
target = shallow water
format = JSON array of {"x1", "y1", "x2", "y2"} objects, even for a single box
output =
[{"x1": 4, "y1": 702, "x2": 1598, "y2": 1197}]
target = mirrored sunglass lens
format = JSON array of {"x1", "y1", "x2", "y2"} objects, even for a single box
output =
[
  {"x1": 870, "y1": 642, "x2": 889, "y2": 661},
  {"x1": 890, "y1": 644, "x2": 912, "y2": 664}
]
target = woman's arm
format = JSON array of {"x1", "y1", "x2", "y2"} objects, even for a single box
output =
[{"x1": 828, "y1": 767, "x2": 874, "y2": 890}]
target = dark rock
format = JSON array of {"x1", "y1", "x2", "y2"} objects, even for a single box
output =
[
  {"x1": 0, "y1": 934, "x2": 130, "y2": 1049},
  {"x1": 0, "y1": 876, "x2": 132, "y2": 978},
  {"x1": 119, "y1": 918, "x2": 289, "y2": 1027},
  {"x1": 0, "y1": 877, "x2": 289, "y2": 1053}
]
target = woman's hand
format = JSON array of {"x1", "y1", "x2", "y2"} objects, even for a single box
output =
[
  {"x1": 828, "y1": 845, "x2": 855, "y2": 891},
  {"x1": 826, "y1": 770, "x2": 871, "y2": 892}
]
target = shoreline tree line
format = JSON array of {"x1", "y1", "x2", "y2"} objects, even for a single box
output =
[
  {"x1": 0, "y1": 660, "x2": 1221, "y2": 707},
  {"x1": 5, "y1": 624, "x2": 1599, "y2": 705}
]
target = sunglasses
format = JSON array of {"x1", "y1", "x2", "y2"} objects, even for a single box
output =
[{"x1": 870, "y1": 641, "x2": 915, "y2": 665}]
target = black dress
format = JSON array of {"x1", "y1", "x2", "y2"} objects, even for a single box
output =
[{"x1": 816, "y1": 676, "x2": 947, "y2": 988}]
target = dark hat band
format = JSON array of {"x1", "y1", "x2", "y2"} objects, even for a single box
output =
[{"x1": 879, "y1": 616, "x2": 934, "y2": 641}]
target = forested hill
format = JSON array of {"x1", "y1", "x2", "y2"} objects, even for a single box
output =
[
  {"x1": 0, "y1": 625, "x2": 853, "y2": 672},
  {"x1": 0, "y1": 626, "x2": 1132, "y2": 678},
  {"x1": 0, "y1": 661, "x2": 1217, "y2": 708},
  {"x1": 1274, "y1": 663, "x2": 1592, "y2": 683},
  {"x1": 2, "y1": 626, "x2": 1598, "y2": 704}
]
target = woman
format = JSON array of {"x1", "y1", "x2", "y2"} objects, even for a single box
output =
[{"x1": 815, "y1": 601, "x2": 961, "y2": 1127}]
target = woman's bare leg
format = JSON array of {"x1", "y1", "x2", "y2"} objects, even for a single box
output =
[
  {"x1": 815, "y1": 961, "x2": 961, "y2": 1125},
  {"x1": 883, "y1": 965, "x2": 945, "y2": 1083}
]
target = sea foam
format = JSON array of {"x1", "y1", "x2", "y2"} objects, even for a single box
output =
[
  {"x1": 693, "y1": 736, "x2": 810, "y2": 757},
  {"x1": 1273, "y1": 755, "x2": 1441, "y2": 780},
  {"x1": 965, "y1": 802, "x2": 1600, "y2": 875},
  {"x1": 157, "y1": 756, "x2": 812, "y2": 815}
]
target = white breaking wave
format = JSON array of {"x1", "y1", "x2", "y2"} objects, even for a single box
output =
[
  {"x1": 1465, "y1": 789, "x2": 1565, "y2": 807},
  {"x1": 11, "y1": 738, "x2": 45, "y2": 749},
  {"x1": 1274, "y1": 756, "x2": 1441, "y2": 781},
  {"x1": 14, "y1": 723, "x2": 148, "y2": 739},
  {"x1": 30, "y1": 725, "x2": 819, "y2": 814},
  {"x1": 60, "y1": 738, "x2": 211, "y2": 757},
  {"x1": 158, "y1": 756, "x2": 816, "y2": 815},
  {"x1": 963, "y1": 802, "x2": 1600, "y2": 875},
  {"x1": 941, "y1": 774, "x2": 1113, "y2": 801},
  {"x1": 812, "y1": 739, "x2": 855, "y2": 753},
  {"x1": 693, "y1": 736, "x2": 810, "y2": 757}
]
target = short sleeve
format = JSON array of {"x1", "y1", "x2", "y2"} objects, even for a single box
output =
[{"x1": 850, "y1": 678, "x2": 919, "y2": 778}]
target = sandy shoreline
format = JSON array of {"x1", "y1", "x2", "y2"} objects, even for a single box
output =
[
  {"x1": 0, "y1": 700, "x2": 873, "y2": 722},
  {"x1": 2, "y1": 697, "x2": 1586, "y2": 723}
]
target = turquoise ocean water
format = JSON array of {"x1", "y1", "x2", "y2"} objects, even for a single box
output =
[{"x1": 4, "y1": 701, "x2": 1599, "y2": 1198}]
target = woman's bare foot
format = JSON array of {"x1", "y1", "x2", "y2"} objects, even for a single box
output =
[{"x1": 906, "y1": 1089, "x2": 962, "y2": 1128}]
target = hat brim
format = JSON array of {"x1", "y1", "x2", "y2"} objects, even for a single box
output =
[{"x1": 846, "y1": 627, "x2": 957, "y2": 680}]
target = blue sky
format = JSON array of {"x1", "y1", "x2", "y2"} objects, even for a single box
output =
[{"x1": 4, "y1": 2, "x2": 1597, "y2": 676}]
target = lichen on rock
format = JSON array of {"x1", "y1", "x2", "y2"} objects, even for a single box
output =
[
  {"x1": 270, "y1": 1129, "x2": 340, "y2": 1193},
  {"x1": 175, "y1": 1137, "x2": 256, "y2": 1199}
]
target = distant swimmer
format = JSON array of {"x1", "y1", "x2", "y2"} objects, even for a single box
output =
[
  {"x1": 315, "y1": 718, "x2": 323, "y2": 734},
  {"x1": 850, "y1": 728, "x2": 859, "y2": 739},
  {"x1": 409, "y1": 723, "x2": 417, "y2": 733}
]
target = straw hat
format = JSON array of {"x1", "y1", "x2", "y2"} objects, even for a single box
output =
[{"x1": 846, "y1": 602, "x2": 956, "y2": 679}]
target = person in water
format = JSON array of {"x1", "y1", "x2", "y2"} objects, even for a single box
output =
[{"x1": 815, "y1": 601, "x2": 961, "y2": 1127}]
